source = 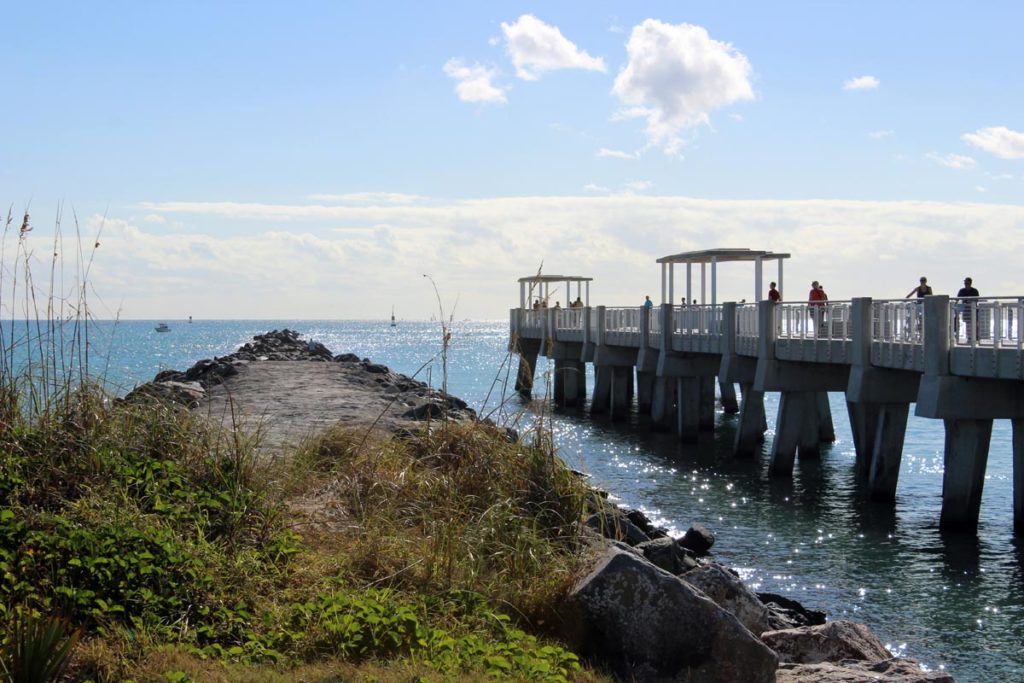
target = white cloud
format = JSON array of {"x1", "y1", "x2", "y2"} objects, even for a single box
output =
[
  {"x1": 962, "y1": 126, "x2": 1024, "y2": 160},
  {"x1": 443, "y1": 59, "x2": 507, "y2": 104},
  {"x1": 501, "y1": 14, "x2": 606, "y2": 81},
  {"x1": 729, "y1": 113, "x2": 744, "y2": 122},
  {"x1": 975, "y1": 186, "x2": 989, "y2": 193},
  {"x1": 843, "y1": 75, "x2": 880, "y2": 91},
  {"x1": 596, "y1": 148, "x2": 639, "y2": 160},
  {"x1": 608, "y1": 24, "x2": 624, "y2": 34},
  {"x1": 612, "y1": 20, "x2": 754, "y2": 154},
  {"x1": 623, "y1": 180, "x2": 653, "y2": 192},
  {"x1": 869, "y1": 130, "x2": 894, "y2": 140},
  {"x1": 307, "y1": 192, "x2": 424, "y2": 204},
  {"x1": 583, "y1": 183, "x2": 610, "y2": 193},
  {"x1": 928, "y1": 152, "x2": 977, "y2": 170}
]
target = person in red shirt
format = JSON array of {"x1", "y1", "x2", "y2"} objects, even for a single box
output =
[
  {"x1": 808, "y1": 281, "x2": 828, "y2": 335},
  {"x1": 768, "y1": 282, "x2": 781, "y2": 303}
]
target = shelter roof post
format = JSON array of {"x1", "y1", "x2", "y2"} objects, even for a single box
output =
[
  {"x1": 755, "y1": 257, "x2": 763, "y2": 301},
  {"x1": 711, "y1": 256, "x2": 718, "y2": 307}
]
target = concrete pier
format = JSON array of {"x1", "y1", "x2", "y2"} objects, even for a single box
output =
[{"x1": 510, "y1": 252, "x2": 1024, "y2": 535}]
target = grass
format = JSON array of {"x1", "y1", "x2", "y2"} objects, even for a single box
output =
[{"x1": 0, "y1": 212, "x2": 611, "y2": 682}]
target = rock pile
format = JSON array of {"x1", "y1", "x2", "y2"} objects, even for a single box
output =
[{"x1": 563, "y1": 503, "x2": 954, "y2": 682}]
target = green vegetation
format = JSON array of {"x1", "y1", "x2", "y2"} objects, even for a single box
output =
[{"x1": 0, "y1": 369, "x2": 603, "y2": 681}]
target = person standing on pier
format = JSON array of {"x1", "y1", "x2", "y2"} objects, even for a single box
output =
[
  {"x1": 905, "y1": 276, "x2": 933, "y2": 298},
  {"x1": 768, "y1": 282, "x2": 781, "y2": 303},
  {"x1": 957, "y1": 277, "x2": 980, "y2": 342},
  {"x1": 644, "y1": 295, "x2": 653, "y2": 309},
  {"x1": 809, "y1": 281, "x2": 828, "y2": 336}
]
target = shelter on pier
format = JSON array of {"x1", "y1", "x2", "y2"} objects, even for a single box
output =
[
  {"x1": 655, "y1": 248, "x2": 790, "y2": 306},
  {"x1": 518, "y1": 275, "x2": 592, "y2": 309}
]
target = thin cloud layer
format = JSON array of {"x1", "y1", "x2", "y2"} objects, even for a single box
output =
[
  {"x1": 501, "y1": 15, "x2": 606, "y2": 81},
  {"x1": 962, "y1": 126, "x2": 1024, "y2": 160},
  {"x1": 612, "y1": 20, "x2": 754, "y2": 154},
  {"x1": 103, "y1": 194, "x2": 1024, "y2": 319},
  {"x1": 443, "y1": 59, "x2": 507, "y2": 103},
  {"x1": 928, "y1": 152, "x2": 977, "y2": 170},
  {"x1": 843, "y1": 75, "x2": 880, "y2": 90}
]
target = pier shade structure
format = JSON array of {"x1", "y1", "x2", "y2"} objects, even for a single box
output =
[{"x1": 509, "y1": 249, "x2": 1024, "y2": 534}]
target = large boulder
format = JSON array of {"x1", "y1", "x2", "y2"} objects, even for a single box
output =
[
  {"x1": 762, "y1": 620, "x2": 891, "y2": 664},
  {"x1": 759, "y1": 592, "x2": 827, "y2": 629},
  {"x1": 679, "y1": 523, "x2": 716, "y2": 555},
  {"x1": 559, "y1": 545, "x2": 777, "y2": 682},
  {"x1": 681, "y1": 562, "x2": 772, "y2": 636},
  {"x1": 777, "y1": 658, "x2": 954, "y2": 682},
  {"x1": 585, "y1": 510, "x2": 651, "y2": 546},
  {"x1": 635, "y1": 537, "x2": 698, "y2": 575}
]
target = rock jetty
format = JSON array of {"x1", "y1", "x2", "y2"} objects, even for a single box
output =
[
  {"x1": 126, "y1": 329, "x2": 953, "y2": 681},
  {"x1": 125, "y1": 329, "x2": 477, "y2": 452}
]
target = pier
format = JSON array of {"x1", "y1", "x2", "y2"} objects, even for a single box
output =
[{"x1": 510, "y1": 249, "x2": 1024, "y2": 534}]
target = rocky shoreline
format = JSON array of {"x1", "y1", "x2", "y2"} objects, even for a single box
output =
[{"x1": 127, "y1": 329, "x2": 952, "y2": 682}]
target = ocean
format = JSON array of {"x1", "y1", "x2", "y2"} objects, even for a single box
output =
[{"x1": 66, "y1": 319, "x2": 1024, "y2": 681}]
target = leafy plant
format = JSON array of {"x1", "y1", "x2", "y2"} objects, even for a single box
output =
[{"x1": 0, "y1": 609, "x2": 80, "y2": 683}]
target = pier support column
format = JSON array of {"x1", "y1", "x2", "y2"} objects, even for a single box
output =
[
  {"x1": 699, "y1": 376, "x2": 716, "y2": 431},
  {"x1": 554, "y1": 359, "x2": 586, "y2": 408},
  {"x1": 1014, "y1": 418, "x2": 1024, "y2": 533},
  {"x1": 867, "y1": 403, "x2": 910, "y2": 501},
  {"x1": 676, "y1": 377, "x2": 700, "y2": 442},
  {"x1": 514, "y1": 346, "x2": 539, "y2": 397},
  {"x1": 591, "y1": 366, "x2": 612, "y2": 415},
  {"x1": 816, "y1": 392, "x2": 835, "y2": 442},
  {"x1": 650, "y1": 377, "x2": 676, "y2": 430},
  {"x1": 610, "y1": 366, "x2": 633, "y2": 421},
  {"x1": 719, "y1": 379, "x2": 739, "y2": 414},
  {"x1": 734, "y1": 383, "x2": 766, "y2": 457},
  {"x1": 940, "y1": 418, "x2": 993, "y2": 531},
  {"x1": 847, "y1": 401, "x2": 880, "y2": 477},
  {"x1": 769, "y1": 391, "x2": 818, "y2": 476},
  {"x1": 637, "y1": 371, "x2": 656, "y2": 414}
]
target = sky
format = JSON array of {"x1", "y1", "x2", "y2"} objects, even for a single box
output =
[{"x1": 2, "y1": 1, "x2": 1023, "y2": 319}]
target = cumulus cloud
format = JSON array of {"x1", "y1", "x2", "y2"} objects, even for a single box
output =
[
  {"x1": 843, "y1": 75, "x2": 880, "y2": 90},
  {"x1": 928, "y1": 152, "x2": 977, "y2": 170},
  {"x1": 962, "y1": 126, "x2": 1024, "y2": 160},
  {"x1": 501, "y1": 14, "x2": 606, "y2": 81},
  {"x1": 869, "y1": 130, "x2": 894, "y2": 140},
  {"x1": 583, "y1": 183, "x2": 610, "y2": 193},
  {"x1": 597, "y1": 148, "x2": 639, "y2": 160},
  {"x1": 611, "y1": 20, "x2": 754, "y2": 154},
  {"x1": 443, "y1": 59, "x2": 507, "y2": 103}
]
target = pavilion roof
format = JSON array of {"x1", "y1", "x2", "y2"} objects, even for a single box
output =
[
  {"x1": 655, "y1": 248, "x2": 790, "y2": 265},
  {"x1": 517, "y1": 275, "x2": 593, "y2": 283}
]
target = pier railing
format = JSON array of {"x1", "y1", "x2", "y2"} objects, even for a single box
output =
[
  {"x1": 776, "y1": 301, "x2": 853, "y2": 341},
  {"x1": 673, "y1": 304, "x2": 723, "y2": 336},
  {"x1": 870, "y1": 299, "x2": 925, "y2": 371},
  {"x1": 554, "y1": 307, "x2": 584, "y2": 332},
  {"x1": 951, "y1": 297, "x2": 1023, "y2": 349},
  {"x1": 736, "y1": 303, "x2": 760, "y2": 356}
]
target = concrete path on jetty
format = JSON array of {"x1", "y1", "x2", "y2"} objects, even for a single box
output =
[
  {"x1": 127, "y1": 329, "x2": 476, "y2": 456},
  {"x1": 197, "y1": 361, "x2": 427, "y2": 455}
]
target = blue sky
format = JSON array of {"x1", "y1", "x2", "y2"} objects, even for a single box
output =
[{"x1": 2, "y1": 2, "x2": 1023, "y2": 318}]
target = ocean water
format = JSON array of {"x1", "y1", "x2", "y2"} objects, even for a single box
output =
[{"x1": 66, "y1": 320, "x2": 1024, "y2": 681}]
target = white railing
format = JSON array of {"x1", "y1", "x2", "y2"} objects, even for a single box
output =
[
  {"x1": 649, "y1": 306, "x2": 662, "y2": 337},
  {"x1": 673, "y1": 304, "x2": 723, "y2": 336},
  {"x1": 520, "y1": 308, "x2": 546, "y2": 331},
  {"x1": 777, "y1": 301, "x2": 853, "y2": 341},
  {"x1": 737, "y1": 303, "x2": 759, "y2": 339},
  {"x1": 951, "y1": 297, "x2": 1024, "y2": 349},
  {"x1": 872, "y1": 300, "x2": 924, "y2": 345},
  {"x1": 555, "y1": 307, "x2": 584, "y2": 331},
  {"x1": 605, "y1": 306, "x2": 642, "y2": 332}
]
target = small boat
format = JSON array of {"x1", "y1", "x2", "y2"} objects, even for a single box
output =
[
  {"x1": 391, "y1": 306, "x2": 396, "y2": 327},
  {"x1": 154, "y1": 323, "x2": 170, "y2": 332}
]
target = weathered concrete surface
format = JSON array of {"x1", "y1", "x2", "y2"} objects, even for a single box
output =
[{"x1": 197, "y1": 360, "x2": 471, "y2": 454}]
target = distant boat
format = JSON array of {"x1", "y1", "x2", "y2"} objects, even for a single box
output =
[
  {"x1": 154, "y1": 323, "x2": 170, "y2": 332},
  {"x1": 390, "y1": 306, "x2": 396, "y2": 327}
]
